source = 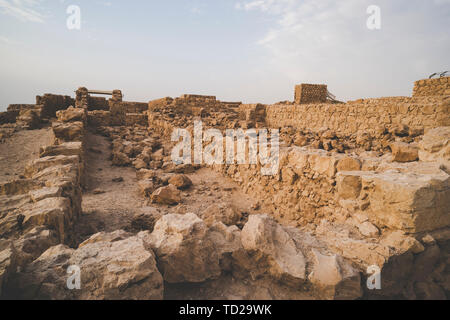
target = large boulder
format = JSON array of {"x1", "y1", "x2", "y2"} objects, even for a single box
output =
[
  {"x1": 24, "y1": 155, "x2": 80, "y2": 179},
  {"x1": 52, "y1": 121, "x2": 84, "y2": 142},
  {"x1": 20, "y1": 197, "x2": 72, "y2": 243},
  {"x1": 168, "y1": 174, "x2": 192, "y2": 190},
  {"x1": 237, "y1": 214, "x2": 306, "y2": 285},
  {"x1": 151, "y1": 185, "x2": 181, "y2": 205},
  {"x1": 142, "y1": 213, "x2": 240, "y2": 283},
  {"x1": 11, "y1": 232, "x2": 163, "y2": 300},
  {"x1": 308, "y1": 249, "x2": 362, "y2": 300},
  {"x1": 56, "y1": 107, "x2": 86, "y2": 123},
  {"x1": 337, "y1": 157, "x2": 362, "y2": 171},
  {"x1": 201, "y1": 203, "x2": 243, "y2": 227},
  {"x1": 39, "y1": 142, "x2": 83, "y2": 159},
  {"x1": 419, "y1": 127, "x2": 450, "y2": 162},
  {"x1": 390, "y1": 142, "x2": 419, "y2": 163}
]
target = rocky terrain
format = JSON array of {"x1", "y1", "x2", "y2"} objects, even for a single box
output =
[{"x1": 0, "y1": 78, "x2": 449, "y2": 300}]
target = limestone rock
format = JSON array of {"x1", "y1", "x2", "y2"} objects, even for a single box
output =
[
  {"x1": 143, "y1": 213, "x2": 223, "y2": 283},
  {"x1": 336, "y1": 172, "x2": 362, "y2": 200},
  {"x1": 358, "y1": 221, "x2": 380, "y2": 238},
  {"x1": 112, "y1": 152, "x2": 131, "y2": 166},
  {"x1": 151, "y1": 184, "x2": 181, "y2": 205},
  {"x1": 78, "y1": 230, "x2": 131, "y2": 248},
  {"x1": 202, "y1": 203, "x2": 243, "y2": 227},
  {"x1": 24, "y1": 155, "x2": 80, "y2": 179},
  {"x1": 239, "y1": 214, "x2": 306, "y2": 285},
  {"x1": 40, "y1": 142, "x2": 83, "y2": 159},
  {"x1": 12, "y1": 233, "x2": 163, "y2": 300},
  {"x1": 52, "y1": 121, "x2": 84, "y2": 142},
  {"x1": 133, "y1": 158, "x2": 148, "y2": 170},
  {"x1": 56, "y1": 107, "x2": 86, "y2": 123},
  {"x1": 29, "y1": 187, "x2": 62, "y2": 203},
  {"x1": 12, "y1": 227, "x2": 59, "y2": 268},
  {"x1": 21, "y1": 197, "x2": 72, "y2": 243},
  {"x1": 138, "y1": 179, "x2": 156, "y2": 197},
  {"x1": 390, "y1": 142, "x2": 419, "y2": 162},
  {"x1": 136, "y1": 169, "x2": 156, "y2": 181},
  {"x1": 380, "y1": 231, "x2": 424, "y2": 255},
  {"x1": 17, "y1": 109, "x2": 40, "y2": 130},
  {"x1": 0, "y1": 241, "x2": 17, "y2": 298},
  {"x1": 419, "y1": 127, "x2": 450, "y2": 162},
  {"x1": 337, "y1": 157, "x2": 362, "y2": 171},
  {"x1": 168, "y1": 174, "x2": 192, "y2": 190},
  {"x1": 308, "y1": 249, "x2": 362, "y2": 300}
]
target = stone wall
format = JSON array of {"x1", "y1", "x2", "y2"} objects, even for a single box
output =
[
  {"x1": 88, "y1": 110, "x2": 148, "y2": 127},
  {"x1": 0, "y1": 111, "x2": 19, "y2": 124},
  {"x1": 126, "y1": 113, "x2": 148, "y2": 126},
  {"x1": 148, "y1": 94, "x2": 241, "y2": 115},
  {"x1": 413, "y1": 77, "x2": 450, "y2": 97},
  {"x1": 88, "y1": 96, "x2": 109, "y2": 111},
  {"x1": 114, "y1": 101, "x2": 148, "y2": 114},
  {"x1": 0, "y1": 107, "x2": 87, "y2": 297},
  {"x1": 295, "y1": 84, "x2": 328, "y2": 104},
  {"x1": 265, "y1": 96, "x2": 450, "y2": 136},
  {"x1": 36, "y1": 94, "x2": 74, "y2": 118},
  {"x1": 6, "y1": 104, "x2": 36, "y2": 113}
]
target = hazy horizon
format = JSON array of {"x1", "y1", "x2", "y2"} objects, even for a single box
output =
[{"x1": 0, "y1": 0, "x2": 449, "y2": 111}]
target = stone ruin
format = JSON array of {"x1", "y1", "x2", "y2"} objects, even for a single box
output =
[{"x1": 0, "y1": 77, "x2": 449, "y2": 300}]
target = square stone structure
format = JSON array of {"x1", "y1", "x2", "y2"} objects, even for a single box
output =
[{"x1": 295, "y1": 84, "x2": 328, "y2": 104}]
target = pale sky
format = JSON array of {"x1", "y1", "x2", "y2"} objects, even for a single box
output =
[{"x1": 0, "y1": 0, "x2": 449, "y2": 110}]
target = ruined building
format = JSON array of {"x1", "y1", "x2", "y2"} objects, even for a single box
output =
[{"x1": 0, "y1": 77, "x2": 449, "y2": 300}]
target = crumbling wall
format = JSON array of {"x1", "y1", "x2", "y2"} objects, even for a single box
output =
[
  {"x1": 295, "y1": 84, "x2": 328, "y2": 104},
  {"x1": 413, "y1": 77, "x2": 450, "y2": 97},
  {"x1": 148, "y1": 94, "x2": 241, "y2": 116},
  {"x1": 75, "y1": 87, "x2": 89, "y2": 109},
  {"x1": 36, "y1": 94, "x2": 74, "y2": 118},
  {"x1": 265, "y1": 96, "x2": 450, "y2": 135},
  {"x1": 110, "y1": 101, "x2": 148, "y2": 114},
  {"x1": 126, "y1": 113, "x2": 148, "y2": 126},
  {"x1": 0, "y1": 111, "x2": 19, "y2": 124},
  {"x1": 0, "y1": 107, "x2": 87, "y2": 297},
  {"x1": 238, "y1": 104, "x2": 266, "y2": 128},
  {"x1": 88, "y1": 96, "x2": 109, "y2": 111}
]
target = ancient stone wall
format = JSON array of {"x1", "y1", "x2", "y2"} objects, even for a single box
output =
[
  {"x1": 126, "y1": 113, "x2": 148, "y2": 126},
  {"x1": 88, "y1": 96, "x2": 109, "y2": 111},
  {"x1": 148, "y1": 94, "x2": 241, "y2": 116},
  {"x1": 0, "y1": 106, "x2": 87, "y2": 297},
  {"x1": 113, "y1": 101, "x2": 148, "y2": 114},
  {"x1": 294, "y1": 84, "x2": 328, "y2": 104},
  {"x1": 36, "y1": 94, "x2": 74, "y2": 118},
  {"x1": 6, "y1": 104, "x2": 36, "y2": 113},
  {"x1": 0, "y1": 111, "x2": 19, "y2": 124},
  {"x1": 265, "y1": 96, "x2": 450, "y2": 135},
  {"x1": 413, "y1": 77, "x2": 450, "y2": 97}
]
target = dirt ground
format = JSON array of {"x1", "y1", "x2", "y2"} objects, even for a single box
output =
[
  {"x1": 74, "y1": 131, "x2": 146, "y2": 244},
  {"x1": 0, "y1": 127, "x2": 54, "y2": 182},
  {"x1": 75, "y1": 130, "x2": 260, "y2": 246}
]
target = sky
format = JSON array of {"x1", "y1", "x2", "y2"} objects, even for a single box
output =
[{"x1": 0, "y1": 0, "x2": 449, "y2": 110}]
